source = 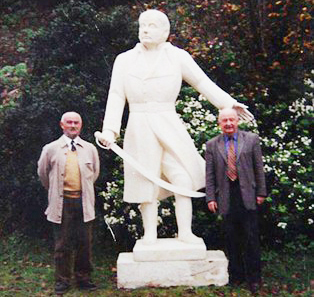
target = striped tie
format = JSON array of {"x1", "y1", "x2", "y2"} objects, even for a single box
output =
[{"x1": 227, "y1": 137, "x2": 237, "y2": 181}]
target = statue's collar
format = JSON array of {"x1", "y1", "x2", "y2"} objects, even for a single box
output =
[{"x1": 135, "y1": 42, "x2": 171, "y2": 53}]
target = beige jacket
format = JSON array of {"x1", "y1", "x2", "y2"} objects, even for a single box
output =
[
  {"x1": 37, "y1": 135, "x2": 100, "y2": 223},
  {"x1": 103, "y1": 42, "x2": 236, "y2": 203}
]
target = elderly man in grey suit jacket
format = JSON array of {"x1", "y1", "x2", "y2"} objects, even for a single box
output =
[{"x1": 205, "y1": 108, "x2": 267, "y2": 294}]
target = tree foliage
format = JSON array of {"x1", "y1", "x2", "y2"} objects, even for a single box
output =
[
  {"x1": 0, "y1": 0, "x2": 313, "y2": 250},
  {"x1": 104, "y1": 0, "x2": 314, "y2": 248},
  {"x1": 0, "y1": 1, "x2": 138, "y2": 237}
]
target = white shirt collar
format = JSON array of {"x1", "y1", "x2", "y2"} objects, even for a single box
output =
[{"x1": 62, "y1": 134, "x2": 79, "y2": 150}]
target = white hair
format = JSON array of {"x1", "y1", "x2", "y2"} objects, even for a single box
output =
[
  {"x1": 218, "y1": 108, "x2": 239, "y2": 122},
  {"x1": 60, "y1": 111, "x2": 82, "y2": 123}
]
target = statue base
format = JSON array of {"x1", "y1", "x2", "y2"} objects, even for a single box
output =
[{"x1": 117, "y1": 238, "x2": 228, "y2": 289}]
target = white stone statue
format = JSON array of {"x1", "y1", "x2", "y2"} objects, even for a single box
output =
[{"x1": 98, "y1": 9, "x2": 253, "y2": 245}]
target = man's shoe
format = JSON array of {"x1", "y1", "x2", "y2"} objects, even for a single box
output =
[
  {"x1": 77, "y1": 280, "x2": 97, "y2": 291},
  {"x1": 249, "y1": 282, "x2": 260, "y2": 294},
  {"x1": 55, "y1": 281, "x2": 70, "y2": 294}
]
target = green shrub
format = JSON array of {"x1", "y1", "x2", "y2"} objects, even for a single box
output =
[
  {"x1": 1, "y1": 0, "x2": 313, "y2": 253},
  {"x1": 0, "y1": 1, "x2": 137, "y2": 237}
]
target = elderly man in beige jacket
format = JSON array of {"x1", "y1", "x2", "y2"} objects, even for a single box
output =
[
  {"x1": 38, "y1": 112, "x2": 99, "y2": 294},
  {"x1": 98, "y1": 10, "x2": 253, "y2": 245}
]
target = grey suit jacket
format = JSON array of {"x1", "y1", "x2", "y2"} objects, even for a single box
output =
[{"x1": 205, "y1": 130, "x2": 267, "y2": 215}]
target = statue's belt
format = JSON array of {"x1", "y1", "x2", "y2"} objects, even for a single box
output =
[{"x1": 95, "y1": 137, "x2": 205, "y2": 198}]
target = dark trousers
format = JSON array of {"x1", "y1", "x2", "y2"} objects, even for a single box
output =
[
  {"x1": 223, "y1": 180, "x2": 261, "y2": 284},
  {"x1": 53, "y1": 197, "x2": 93, "y2": 284}
]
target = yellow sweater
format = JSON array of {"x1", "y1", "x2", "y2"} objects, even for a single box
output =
[{"x1": 63, "y1": 150, "x2": 81, "y2": 198}]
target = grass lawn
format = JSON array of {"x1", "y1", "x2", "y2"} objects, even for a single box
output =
[{"x1": 0, "y1": 234, "x2": 313, "y2": 296}]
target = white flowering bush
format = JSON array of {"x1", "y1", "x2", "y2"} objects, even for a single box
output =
[
  {"x1": 260, "y1": 95, "x2": 313, "y2": 247},
  {"x1": 99, "y1": 82, "x2": 313, "y2": 249}
]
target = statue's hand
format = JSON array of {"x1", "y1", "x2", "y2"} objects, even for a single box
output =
[
  {"x1": 94, "y1": 130, "x2": 115, "y2": 149},
  {"x1": 232, "y1": 102, "x2": 254, "y2": 123}
]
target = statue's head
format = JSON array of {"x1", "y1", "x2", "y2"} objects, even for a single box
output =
[{"x1": 138, "y1": 10, "x2": 170, "y2": 48}]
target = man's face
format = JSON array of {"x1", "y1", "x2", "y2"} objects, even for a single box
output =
[
  {"x1": 218, "y1": 110, "x2": 239, "y2": 136},
  {"x1": 60, "y1": 113, "x2": 82, "y2": 139},
  {"x1": 138, "y1": 13, "x2": 168, "y2": 47}
]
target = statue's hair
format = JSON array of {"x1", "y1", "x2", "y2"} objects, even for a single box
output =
[{"x1": 139, "y1": 9, "x2": 170, "y2": 32}]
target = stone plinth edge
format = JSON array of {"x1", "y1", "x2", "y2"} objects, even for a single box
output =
[{"x1": 133, "y1": 238, "x2": 207, "y2": 262}]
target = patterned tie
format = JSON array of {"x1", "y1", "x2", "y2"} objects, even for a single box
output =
[
  {"x1": 71, "y1": 140, "x2": 76, "y2": 151},
  {"x1": 227, "y1": 137, "x2": 237, "y2": 181}
]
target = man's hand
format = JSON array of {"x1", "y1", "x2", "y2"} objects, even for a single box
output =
[
  {"x1": 208, "y1": 201, "x2": 218, "y2": 213},
  {"x1": 94, "y1": 130, "x2": 115, "y2": 149},
  {"x1": 256, "y1": 196, "x2": 265, "y2": 205},
  {"x1": 233, "y1": 102, "x2": 254, "y2": 123}
]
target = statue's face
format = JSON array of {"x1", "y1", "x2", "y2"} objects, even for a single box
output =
[{"x1": 138, "y1": 12, "x2": 168, "y2": 47}]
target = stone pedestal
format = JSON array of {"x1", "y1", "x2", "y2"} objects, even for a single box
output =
[{"x1": 117, "y1": 238, "x2": 228, "y2": 289}]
